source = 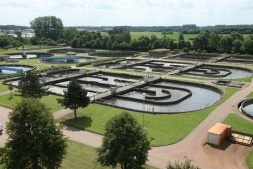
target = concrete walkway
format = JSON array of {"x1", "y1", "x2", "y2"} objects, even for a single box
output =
[{"x1": 0, "y1": 106, "x2": 12, "y2": 147}]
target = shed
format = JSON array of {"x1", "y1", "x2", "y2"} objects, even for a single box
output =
[{"x1": 207, "y1": 123, "x2": 232, "y2": 146}]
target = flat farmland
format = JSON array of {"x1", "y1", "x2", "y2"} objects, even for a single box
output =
[
  {"x1": 130, "y1": 32, "x2": 197, "y2": 40},
  {"x1": 101, "y1": 31, "x2": 252, "y2": 41}
]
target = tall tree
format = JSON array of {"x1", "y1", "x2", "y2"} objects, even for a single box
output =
[
  {"x1": 241, "y1": 35, "x2": 253, "y2": 54},
  {"x1": 123, "y1": 30, "x2": 131, "y2": 43},
  {"x1": 30, "y1": 16, "x2": 64, "y2": 41},
  {"x1": 18, "y1": 71, "x2": 48, "y2": 98},
  {"x1": 232, "y1": 39, "x2": 243, "y2": 53},
  {"x1": 230, "y1": 32, "x2": 244, "y2": 41},
  {"x1": 220, "y1": 36, "x2": 233, "y2": 53},
  {"x1": 193, "y1": 32, "x2": 209, "y2": 51},
  {"x1": 63, "y1": 27, "x2": 78, "y2": 43},
  {"x1": 178, "y1": 33, "x2": 185, "y2": 41},
  {"x1": 208, "y1": 32, "x2": 219, "y2": 52},
  {"x1": 0, "y1": 98, "x2": 67, "y2": 169},
  {"x1": 8, "y1": 82, "x2": 14, "y2": 99},
  {"x1": 57, "y1": 80, "x2": 90, "y2": 119},
  {"x1": 98, "y1": 112, "x2": 151, "y2": 169}
]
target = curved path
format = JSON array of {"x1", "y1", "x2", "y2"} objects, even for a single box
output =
[
  {"x1": 0, "y1": 106, "x2": 12, "y2": 147},
  {"x1": 0, "y1": 80, "x2": 253, "y2": 169}
]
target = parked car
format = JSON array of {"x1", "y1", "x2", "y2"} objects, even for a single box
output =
[{"x1": 0, "y1": 124, "x2": 3, "y2": 134}]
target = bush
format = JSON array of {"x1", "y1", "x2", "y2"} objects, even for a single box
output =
[
  {"x1": 167, "y1": 160, "x2": 200, "y2": 169},
  {"x1": 183, "y1": 47, "x2": 189, "y2": 53}
]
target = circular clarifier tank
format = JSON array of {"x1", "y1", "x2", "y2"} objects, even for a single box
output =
[
  {"x1": 0, "y1": 64, "x2": 35, "y2": 74},
  {"x1": 103, "y1": 79, "x2": 224, "y2": 114},
  {"x1": 240, "y1": 98, "x2": 253, "y2": 119},
  {"x1": 40, "y1": 56, "x2": 96, "y2": 63}
]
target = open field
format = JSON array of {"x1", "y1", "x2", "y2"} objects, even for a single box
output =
[
  {"x1": 101, "y1": 31, "x2": 253, "y2": 40},
  {"x1": 131, "y1": 32, "x2": 197, "y2": 40},
  {"x1": 130, "y1": 32, "x2": 252, "y2": 40},
  {"x1": 59, "y1": 87, "x2": 239, "y2": 146}
]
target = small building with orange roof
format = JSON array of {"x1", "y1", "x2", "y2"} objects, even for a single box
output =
[{"x1": 207, "y1": 123, "x2": 232, "y2": 146}]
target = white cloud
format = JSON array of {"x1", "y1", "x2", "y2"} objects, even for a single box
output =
[{"x1": 0, "y1": 0, "x2": 252, "y2": 26}]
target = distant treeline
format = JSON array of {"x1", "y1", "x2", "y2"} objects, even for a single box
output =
[
  {"x1": 65, "y1": 28, "x2": 253, "y2": 55},
  {"x1": 2, "y1": 24, "x2": 253, "y2": 34},
  {"x1": 0, "y1": 25, "x2": 30, "y2": 31},
  {"x1": 74, "y1": 25, "x2": 253, "y2": 34}
]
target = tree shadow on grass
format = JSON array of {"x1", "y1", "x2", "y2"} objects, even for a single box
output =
[{"x1": 63, "y1": 116, "x2": 93, "y2": 131}]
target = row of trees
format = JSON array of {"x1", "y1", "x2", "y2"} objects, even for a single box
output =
[
  {"x1": 192, "y1": 31, "x2": 253, "y2": 54},
  {"x1": 0, "y1": 35, "x2": 28, "y2": 49},
  {"x1": 67, "y1": 28, "x2": 253, "y2": 54},
  {"x1": 0, "y1": 16, "x2": 246, "y2": 55}
]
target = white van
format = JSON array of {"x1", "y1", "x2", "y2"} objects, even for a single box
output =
[{"x1": 0, "y1": 124, "x2": 3, "y2": 134}]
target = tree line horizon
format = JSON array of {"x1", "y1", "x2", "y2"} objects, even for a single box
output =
[{"x1": 1, "y1": 16, "x2": 253, "y2": 54}]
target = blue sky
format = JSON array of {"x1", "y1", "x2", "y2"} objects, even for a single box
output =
[{"x1": 0, "y1": 0, "x2": 252, "y2": 26}]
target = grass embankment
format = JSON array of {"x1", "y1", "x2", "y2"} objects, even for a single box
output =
[
  {"x1": 222, "y1": 113, "x2": 253, "y2": 169},
  {"x1": 223, "y1": 114, "x2": 253, "y2": 135},
  {"x1": 59, "y1": 87, "x2": 239, "y2": 146},
  {"x1": 0, "y1": 93, "x2": 62, "y2": 113}
]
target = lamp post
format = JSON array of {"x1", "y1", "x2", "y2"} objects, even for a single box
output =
[{"x1": 142, "y1": 93, "x2": 146, "y2": 127}]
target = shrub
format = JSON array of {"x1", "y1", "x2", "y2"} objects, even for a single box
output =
[{"x1": 167, "y1": 160, "x2": 200, "y2": 169}]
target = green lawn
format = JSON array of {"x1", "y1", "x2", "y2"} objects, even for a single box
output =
[
  {"x1": 61, "y1": 140, "x2": 156, "y2": 169},
  {"x1": 0, "y1": 139, "x2": 156, "y2": 169},
  {"x1": 0, "y1": 58, "x2": 75, "y2": 71},
  {"x1": 0, "y1": 93, "x2": 63, "y2": 113},
  {"x1": 247, "y1": 92, "x2": 253, "y2": 98},
  {"x1": 222, "y1": 113, "x2": 253, "y2": 135},
  {"x1": 0, "y1": 80, "x2": 9, "y2": 92},
  {"x1": 59, "y1": 87, "x2": 239, "y2": 146},
  {"x1": 246, "y1": 149, "x2": 253, "y2": 169}
]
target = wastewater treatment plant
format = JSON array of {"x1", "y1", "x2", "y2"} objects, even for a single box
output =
[{"x1": 2, "y1": 51, "x2": 253, "y2": 115}]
